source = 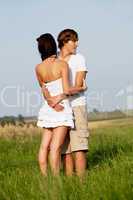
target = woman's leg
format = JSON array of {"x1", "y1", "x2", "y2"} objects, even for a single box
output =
[
  {"x1": 49, "y1": 126, "x2": 68, "y2": 175},
  {"x1": 38, "y1": 128, "x2": 52, "y2": 175},
  {"x1": 61, "y1": 132, "x2": 74, "y2": 176}
]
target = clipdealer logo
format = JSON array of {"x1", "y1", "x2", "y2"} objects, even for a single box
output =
[{"x1": 0, "y1": 85, "x2": 42, "y2": 115}]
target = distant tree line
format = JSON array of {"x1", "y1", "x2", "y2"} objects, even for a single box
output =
[
  {"x1": 88, "y1": 109, "x2": 132, "y2": 121},
  {"x1": 0, "y1": 114, "x2": 25, "y2": 127},
  {"x1": 1, "y1": 109, "x2": 132, "y2": 126}
]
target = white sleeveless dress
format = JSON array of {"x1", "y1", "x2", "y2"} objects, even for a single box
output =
[{"x1": 37, "y1": 78, "x2": 74, "y2": 128}]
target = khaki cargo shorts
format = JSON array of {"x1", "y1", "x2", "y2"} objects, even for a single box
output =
[{"x1": 62, "y1": 105, "x2": 89, "y2": 154}]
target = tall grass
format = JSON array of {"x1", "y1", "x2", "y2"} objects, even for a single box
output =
[{"x1": 0, "y1": 125, "x2": 133, "y2": 200}]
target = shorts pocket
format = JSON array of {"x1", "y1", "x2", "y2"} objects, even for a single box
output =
[{"x1": 77, "y1": 129, "x2": 90, "y2": 138}]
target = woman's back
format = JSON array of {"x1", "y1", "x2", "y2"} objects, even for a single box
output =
[
  {"x1": 36, "y1": 57, "x2": 74, "y2": 128},
  {"x1": 36, "y1": 57, "x2": 64, "y2": 84}
]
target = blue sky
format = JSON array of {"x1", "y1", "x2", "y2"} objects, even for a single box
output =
[{"x1": 0, "y1": 0, "x2": 133, "y2": 116}]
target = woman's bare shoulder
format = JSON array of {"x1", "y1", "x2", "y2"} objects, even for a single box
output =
[
  {"x1": 35, "y1": 62, "x2": 43, "y2": 73},
  {"x1": 55, "y1": 59, "x2": 68, "y2": 68}
]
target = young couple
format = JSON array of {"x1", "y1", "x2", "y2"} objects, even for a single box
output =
[{"x1": 35, "y1": 29, "x2": 89, "y2": 176}]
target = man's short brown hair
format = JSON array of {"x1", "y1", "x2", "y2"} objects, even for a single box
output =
[{"x1": 57, "y1": 29, "x2": 78, "y2": 49}]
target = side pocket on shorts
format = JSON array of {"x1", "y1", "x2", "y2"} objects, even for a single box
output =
[
  {"x1": 77, "y1": 129, "x2": 90, "y2": 138},
  {"x1": 73, "y1": 106, "x2": 89, "y2": 138}
]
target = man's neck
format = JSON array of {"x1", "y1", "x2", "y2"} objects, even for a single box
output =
[{"x1": 59, "y1": 48, "x2": 72, "y2": 62}]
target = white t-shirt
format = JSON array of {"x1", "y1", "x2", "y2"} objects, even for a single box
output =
[{"x1": 68, "y1": 53, "x2": 88, "y2": 107}]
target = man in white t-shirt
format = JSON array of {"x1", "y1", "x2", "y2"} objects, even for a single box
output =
[
  {"x1": 57, "y1": 29, "x2": 89, "y2": 176},
  {"x1": 43, "y1": 29, "x2": 89, "y2": 176}
]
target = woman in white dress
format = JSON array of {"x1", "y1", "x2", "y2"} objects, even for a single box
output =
[{"x1": 35, "y1": 33, "x2": 85, "y2": 175}]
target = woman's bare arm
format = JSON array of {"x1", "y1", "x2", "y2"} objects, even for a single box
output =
[
  {"x1": 35, "y1": 65, "x2": 64, "y2": 111},
  {"x1": 35, "y1": 66, "x2": 51, "y2": 99}
]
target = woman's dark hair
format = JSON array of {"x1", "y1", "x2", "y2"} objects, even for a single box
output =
[
  {"x1": 57, "y1": 29, "x2": 78, "y2": 49},
  {"x1": 36, "y1": 33, "x2": 57, "y2": 61}
]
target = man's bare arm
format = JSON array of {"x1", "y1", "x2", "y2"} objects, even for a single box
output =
[
  {"x1": 50, "y1": 66, "x2": 87, "y2": 106},
  {"x1": 44, "y1": 70, "x2": 87, "y2": 107}
]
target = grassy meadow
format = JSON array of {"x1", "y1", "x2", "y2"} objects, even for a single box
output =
[{"x1": 0, "y1": 119, "x2": 133, "y2": 200}]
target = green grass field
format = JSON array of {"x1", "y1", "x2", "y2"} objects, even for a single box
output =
[{"x1": 0, "y1": 125, "x2": 133, "y2": 200}]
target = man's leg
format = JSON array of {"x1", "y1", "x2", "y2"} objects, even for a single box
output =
[
  {"x1": 70, "y1": 105, "x2": 89, "y2": 176},
  {"x1": 74, "y1": 151, "x2": 87, "y2": 176},
  {"x1": 63, "y1": 152, "x2": 74, "y2": 176},
  {"x1": 70, "y1": 133, "x2": 88, "y2": 176}
]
